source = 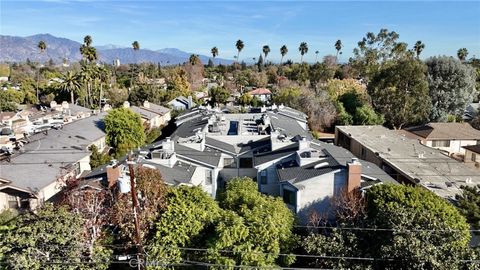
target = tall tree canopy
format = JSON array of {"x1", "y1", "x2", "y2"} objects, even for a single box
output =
[
  {"x1": 104, "y1": 107, "x2": 145, "y2": 157},
  {"x1": 426, "y1": 56, "x2": 477, "y2": 121},
  {"x1": 299, "y1": 42, "x2": 308, "y2": 62},
  {"x1": 280, "y1": 45, "x2": 288, "y2": 64},
  {"x1": 367, "y1": 58, "x2": 431, "y2": 129},
  {"x1": 350, "y1": 29, "x2": 413, "y2": 81},
  {"x1": 0, "y1": 203, "x2": 109, "y2": 270},
  {"x1": 148, "y1": 177, "x2": 295, "y2": 268},
  {"x1": 301, "y1": 184, "x2": 473, "y2": 270}
]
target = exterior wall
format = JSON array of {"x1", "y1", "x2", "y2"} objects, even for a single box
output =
[
  {"x1": 425, "y1": 139, "x2": 478, "y2": 155},
  {"x1": 294, "y1": 170, "x2": 346, "y2": 224},
  {"x1": 78, "y1": 155, "x2": 91, "y2": 174},
  {"x1": 0, "y1": 192, "x2": 9, "y2": 210},
  {"x1": 257, "y1": 154, "x2": 296, "y2": 196},
  {"x1": 464, "y1": 149, "x2": 480, "y2": 167}
]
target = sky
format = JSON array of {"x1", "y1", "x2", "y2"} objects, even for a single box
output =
[{"x1": 1, "y1": 0, "x2": 479, "y2": 62}]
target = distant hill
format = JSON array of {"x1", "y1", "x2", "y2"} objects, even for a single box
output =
[{"x1": 0, "y1": 33, "x2": 233, "y2": 65}]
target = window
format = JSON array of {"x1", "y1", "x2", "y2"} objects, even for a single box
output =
[
  {"x1": 283, "y1": 189, "x2": 296, "y2": 206},
  {"x1": 361, "y1": 147, "x2": 367, "y2": 159},
  {"x1": 431, "y1": 140, "x2": 450, "y2": 147},
  {"x1": 224, "y1": 158, "x2": 236, "y2": 168},
  {"x1": 472, "y1": 153, "x2": 477, "y2": 162},
  {"x1": 239, "y1": 158, "x2": 253, "y2": 168},
  {"x1": 205, "y1": 170, "x2": 212, "y2": 185},
  {"x1": 8, "y1": 195, "x2": 18, "y2": 209},
  {"x1": 260, "y1": 170, "x2": 267, "y2": 185}
]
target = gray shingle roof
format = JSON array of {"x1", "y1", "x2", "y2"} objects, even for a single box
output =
[
  {"x1": 145, "y1": 103, "x2": 170, "y2": 116},
  {"x1": 131, "y1": 106, "x2": 158, "y2": 120},
  {"x1": 254, "y1": 145, "x2": 298, "y2": 166},
  {"x1": 406, "y1": 123, "x2": 480, "y2": 140},
  {"x1": 140, "y1": 160, "x2": 196, "y2": 185},
  {"x1": 175, "y1": 143, "x2": 222, "y2": 167},
  {"x1": 267, "y1": 112, "x2": 311, "y2": 139},
  {"x1": 278, "y1": 166, "x2": 337, "y2": 183},
  {"x1": 0, "y1": 114, "x2": 106, "y2": 193}
]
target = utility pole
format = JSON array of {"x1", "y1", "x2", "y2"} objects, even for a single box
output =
[{"x1": 127, "y1": 154, "x2": 144, "y2": 270}]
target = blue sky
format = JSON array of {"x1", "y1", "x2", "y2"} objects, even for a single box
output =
[{"x1": 1, "y1": 1, "x2": 479, "y2": 62}]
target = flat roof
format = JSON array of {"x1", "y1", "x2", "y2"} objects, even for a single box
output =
[{"x1": 336, "y1": 125, "x2": 480, "y2": 199}]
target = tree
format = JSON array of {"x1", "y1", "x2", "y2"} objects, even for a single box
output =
[
  {"x1": 208, "y1": 86, "x2": 230, "y2": 106},
  {"x1": 413, "y1": 40, "x2": 425, "y2": 58},
  {"x1": 113, "y1": 167, "x2": 167, "y2": 244},
  {"x1": 272, "y1": 86, "x2": 301, "y2": 107},
  {"x1": 236, "y1": 39, "x2": 244, "y2": 62},
  {"x1": 353, "y1": 105, "x2": 384, "y2": 125},
  {"x1": 0, "y1": 203, "x2": 109, "y2": 270},
  {"x1": 335, "y1": 39, "x2": 343, "y2": 62},
  {"x1": 325, "y1": 78, "x2": 367, "y2": 101},
  {"x1": 280, "y1": 45, "x2": 288, "y2": 65},
  {"x1": 458, "y1": 48, "x2": 469, "y2": 61},
  {"x1": 148, "y1": 178, "x2": 296, "y2": 268},
  {"x1": 104, "y1": 107, "x2": 145, "y2": 157},
  {"x1": 456, "y1": 185, "x2": 480, "y2": 229},
  {"x1": 238, "y1": 92, "x2": 253, "y2": 106},
  {"x1": 89, "y1": 144, "x2": 111, "y2": 169},
  {"x1": 188, "y1": 54, "x2": 200, "y2": 66},
  {"x1": 84, "y1": 35, "x2": 92, "y2": 46},
  {"x1": 211, "y1": 46, "x2": 218, "y2": 64},
  {"x1": 301, "y1": 184, "x2": 473, "y2": 270},
  {"x1": 299, "y1": 42, "x2": 308, "y2": 63},
  {"x1": 262, "y1": 45, "x2": 271, "y2": 64},
  {"x1": 147, "y1": 186, "x2": 221, "y2": 265},
  {"x1": 426, "y1": 56, "x2": 477, "y2": 121},
  {"x1": 368, "y1": 58, "x2": 431, "y2": 129},
  {"x1": 59, "y1": 70, "x2": 81, "y2": 104},
  {"x1": 36, "y1": 40, "x2": 47, "y2": 103},
  {"x1": 350, "y1": 28, "x2": 402, "y2": 81}
]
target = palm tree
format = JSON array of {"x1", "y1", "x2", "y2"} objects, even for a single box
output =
[
  {"x1": 280, "y1": 45, "x2": 288, "y2": 65},
  {"x1": 131, "y1": 41, "x2": 140, "y2": 90},
  {"x1": 335, "y1": 39, "x2": 343, "y2": 62},
  {"x1": 189, "y1": 54, "x2": 200, "y2": 65},
  {"x1": 315, "y1": 50, "x2": 319, "y2": 62},
  {"x1": 36, "y1": 41, "x2": 47, "y2": 103},
  {"x1": 60, "y1": 71, "x2": 81, "y2": 105},
  {"x1": 236, "y1": 40, "x2": 244, "y2": 63},
  {"x1": 211, "y1": 47, "x2": 218, "y2": 64},
  {"x1": 84, "y1": 35, "x2": 92, "y2": 47},
  {"x1": 457, "y1": 48, "x2": 469, "y2": 62},
  {"x1": 413, "y1": 41, "x2": 425, "y2": 59},
  {"x1": 80, "y1": 64, "x2": 96, "y2": 107},
  {"x1": 299, "y1": 42, "x2": 308, "y2": 63},
  {"x1": 262, "y1": 45, "x2": 270, "y2": 64}
]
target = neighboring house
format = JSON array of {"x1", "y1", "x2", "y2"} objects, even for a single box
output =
[
  {"x1": 248, "y1": 88, "x2": 272, "y2": 103},
  {"x1": 125, "y1": 101, "x2": 171, "y2": 130},
  {"x1": 464, "y1": 102, "x2": 480, "y2": 121},
  {"x1": 463, "y1": 145, "x2": 480, "y2": 168},
  {"x1": 167, "y1": 96, "x2": 195, "y2": 110},
  {"x1": 403, "y1": 122, "x2": 480, "y2": 155},
  {"x1": 335, "y1": 125, "x2": 480, "y2": 200},
  {"x1": 0, "y1": 113, "x2": 106, "y2": 210},
  {"x1": 254, "y1": 137, "x2": 396, "y2": 222}
]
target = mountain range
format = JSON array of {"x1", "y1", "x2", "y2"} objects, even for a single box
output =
[{"x1": 0, "y1": 34, "x2": 233, "y2": 65}]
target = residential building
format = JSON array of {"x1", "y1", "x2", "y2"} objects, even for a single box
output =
[
  {"x1": 403, "y1": 122, "x2": 480, "y2": 155},
  {"x1": 335, "y1": 125, "x2": 480, "y2": 200},
  {"x1": 96, "y1": 106, "x2": 393, "y2": 224},
  {"x1": 124, "y1": 101, "x2": 171, "y2": 130},
  {"x1": 167, "y1": 96, "x2": 195, "y2": 110},
  {"x1": 248, "y1": 88, "x2": 272, "y2": 103},
  {"x1": 0, "y1": 113, "x2": 106, "y2": 210},
  {"x1": 463, "y1": 145, "x2": 480, "y2": 168}
]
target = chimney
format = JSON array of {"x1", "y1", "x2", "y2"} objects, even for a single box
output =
[
  {"x1": 123, "y1": 101, "x2": 130, "y2": 108},
  {"x1": 62, "y1": 101, "x2": 69, "y2": 109},
  {"x1": 106, "y1": 161, "x2": 121, "y2": 189},
  {"x1": 143, "y1": 100, "x2": 150, "y2": 108},
  {"x1": 347, "y1": 158, "x2": 361, "y2": 193},
  {"x1": 298, "y1": 136, "x2": 309, "y2": 150},
  {"x1": 187, "y1": 96, "x2": 193, "y2": 109}
]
